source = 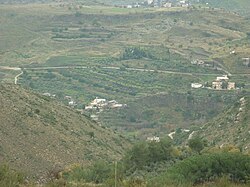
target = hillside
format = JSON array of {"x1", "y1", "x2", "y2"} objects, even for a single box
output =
[
  {"x1": 201, "y1": 0, "x2": 250, "y2": 16},
  {"x1": 199, "y1": 95, "x2": 250, "y2": 152},
  {"x1": 0, "y1": 84, "x2": 130, "y2": 177},
  {"x1": 99, "y1": 92, "x2": 237, "y2": 139},
  {"x1": 171, "y1": 95, "x2": 250, "y2": 152}
]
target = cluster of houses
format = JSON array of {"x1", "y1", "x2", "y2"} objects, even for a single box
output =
[
  {"x1": 84, "y1": 97, "x2": 126, "y2": 121},
  {"x1": 191, "y1": 75, "x2": 236, "y2": 90},
  {"x1": 119, "y1": 0, "x2": 190, "y2": 9},
  {"x1": 64, "y1": 95, "x2": 77, "y2": 107},
  {"x1": 212, "y1": 75, "x2": 236, "y2": 90},
  {"x1": 85, "y1": 97, "x2": 126, "y2": 111},
  {"x1": 146, "y1": 0, "x2": 190, "y2": 8}
]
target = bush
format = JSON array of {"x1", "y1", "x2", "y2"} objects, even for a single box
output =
[
  {"x1": 0, "y1": 164, "x2": 24, "y2": 187},
  {"x1": 150, "y1": 152, "x2": 250, "y2": 186},
  {"x1": 124, "y1": 138, "x2": 175, "y2": 172}
]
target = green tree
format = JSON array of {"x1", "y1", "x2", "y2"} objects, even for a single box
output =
[
  {"x1": 188, "y1": 137, "x2": 205, "y2": 154},
  {"x1": 124, "y1": 142, "x2": 149, "y2": 170}
]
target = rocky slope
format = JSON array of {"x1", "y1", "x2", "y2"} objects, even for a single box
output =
[
  {"x1": 199, "y1": 95, "x2": 250, "y2": 152},
  {"x1": 0, "y1": 84, "x2": 130, "y2": 177}
]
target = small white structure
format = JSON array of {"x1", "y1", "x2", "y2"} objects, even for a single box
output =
[
  {"x1": 147, "y1": 136, "x2": 160, "y2": 142},
  {"x1": 42, "y1": 93, "x2": 51, "y2": 97},
  {"x1": 90, "y1": 114, "x2": 98, "y2": 121},
  {"x1": 216, "y1": 75, "x2": 229, "y2": 81},
  {"x1": 69, "y1": 100, "x2": 76, "y2": 106},
  {"x1": 147, "y1": 0, "x2": 153, "y2": 5},
  {"x1": 85, "y1": 106, "x2": 94, "y2": 110},
  {"x1": 90, "y1": 98, "x2": 107, "y2": 107},
  {"x1": 230, "y1": 50, "x2": 236, "y2": 54},
  {"x1": 163, "y1": 3, "x2": 172, "y2": 8},
  {"x1": 242, "y1": 58, "x2": 250, "y2": 66},
  {"x1": 191, "y1": 83, "x2": 203, "y2": 89},
  {"x1": 168, "y1": 132, "x2": 175, "y2": 140},
  {"x1": 111, "y1": 104, "x2": 124, "y2": 108},
  {"x1": 182, "y1": 129, "x2": 190, "y2": 133},
  {"x1": 65, "y1": 96, "x2": 72, "y2": 100},
  {"x1": 191, "y1": 59, "x2": 205, "y2": 65},
  {"x1": 108, "y1": 100, "x2": 118, "y2": 104}
]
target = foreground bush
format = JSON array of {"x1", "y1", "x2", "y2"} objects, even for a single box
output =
[
  {"x1": 149, "y1": 152, "x2": 250, "y2": 186},
  {"x1": 0, "y1": 164, "x2": 24, "y2": 187}
]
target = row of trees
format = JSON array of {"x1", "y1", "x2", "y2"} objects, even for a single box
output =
[{"x1": 121, "y1": 47, "x2": 154, "y2": 60}]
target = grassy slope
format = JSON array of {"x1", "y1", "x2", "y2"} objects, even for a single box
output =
[
  {"x1": 199, "y1": 95, "x2": 250, "y2": 152},
  {"x1": 99, "y1": 91, "x2": 237, "y2": 138},
  {"x1": 0, "y1": 84, "x2": 130, "y2": 177},
  {"x1": 204, "y1": 0, "x2": 250, "y2": 16}
]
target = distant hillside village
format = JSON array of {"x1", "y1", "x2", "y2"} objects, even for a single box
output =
[{"x1": 118, "y1": 0, "x2": 191, "y2": 8}]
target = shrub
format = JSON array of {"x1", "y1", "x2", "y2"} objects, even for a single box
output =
[
  {"x1": 150, "y1": 152, "x2": 250, "y2": 186},
  {"x1": 0, "y1": 164, "x2": 24, "y2": 187}
]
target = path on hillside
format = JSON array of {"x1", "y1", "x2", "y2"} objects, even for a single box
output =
[{"x1": 14, "y1": 71, "x2": 23, "y2": 85}]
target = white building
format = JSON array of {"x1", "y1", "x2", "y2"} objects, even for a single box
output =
[
  {"x1": 147, "y1": 136, "x2": 160, "y2": 142},
  {"x1": 163, "y1": 3, "x2": 172, "y2": 8},
  {"x1": 147, "y1": 0, "x2": 154, "y2": 5},
  {"x1": 216, "y1": 75, "x2": 229, "y2": 81},
  {"x1": 191, "y1": 83, "x2": 203, "y2": 89}
]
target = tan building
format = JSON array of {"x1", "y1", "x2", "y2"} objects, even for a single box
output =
[
  {"x1": 212, "y1": 81, "x2": 222, "y2": 90},
  {"x1": 228, "y1": 82, "x2": 236, "y2": 90}
]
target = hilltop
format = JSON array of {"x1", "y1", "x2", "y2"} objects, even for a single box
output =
[{"x1": 0, "y1": 84, "x2": 130, "y2": 177}]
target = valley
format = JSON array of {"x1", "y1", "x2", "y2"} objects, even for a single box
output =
[{"x1": 0, "y1": 0, "x2": 249, "y2": 186}]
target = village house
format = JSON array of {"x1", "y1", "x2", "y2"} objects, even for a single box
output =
[
  {"x1": 163, "y1": 2, "x2": 172, "y2": 8},
  {"x1": 191, "y1": 59, "x2": 205, "y2": 65},
  {"x1": 212, "y1": 75, "x2": 236, "y2": 90},
  {"x1": 227, "y1": 82, "x2": 236, "y2": 90},
  {"x1": 191, "y1": 83, "x2": 203, "y2": 89},
  {"x1": 147, "y1": 136, "x2": 160, "y2": 142},
  {"x1": 242, "y1": 58, "x2": 250, "y2": 67},
  {"x1": 212, "y1": 81, "x2": 223, "y2": 90},
  {"x1": 69, "y1": 100, "x2": 77, "y2": 107},
  {"x1": 216, "y1": 75, "x2": 229, "y2": 81}
]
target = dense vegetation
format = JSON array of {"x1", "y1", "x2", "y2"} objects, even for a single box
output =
[
  {"x1": 60, "y1": 142, "x2": 250, "y2": 187},
  {"x1": 150, "y1": 152, "x2": 250, "y2": 186},
  {"x1": 2, "y1": 138, "x2": 248, "y2": 187}
]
